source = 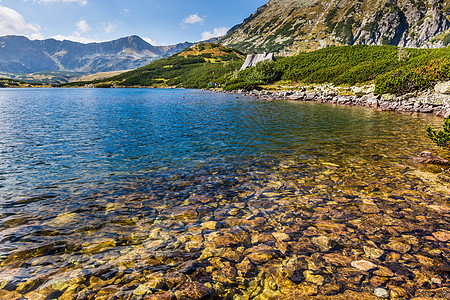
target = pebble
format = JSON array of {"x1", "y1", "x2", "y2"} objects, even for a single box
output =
[
  {"x1": 351, "y1": 260, "x2": 378, "y2": 272},
  {"x1": 374, "y1": 287, "x2": 389, "y2": 298}
]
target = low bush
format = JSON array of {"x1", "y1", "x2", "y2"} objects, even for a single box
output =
[
  {"x1": 427, "y1": 117, "x2": 450, "y2": 149},
  {"x1": 223, "y1": 82, "x2": 262, "y2": 91}
]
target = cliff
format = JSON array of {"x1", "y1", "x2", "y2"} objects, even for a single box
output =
[{"x1": 220, "y1": 0, "x2": 450, "y2": 54}]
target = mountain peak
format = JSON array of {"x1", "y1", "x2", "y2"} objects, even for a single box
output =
[
  {"x1": 0, "y1": 35, "x2": 193, "y2": 76},
  {"x1": 221, "y1": 0, "x2": 450, "y2": 54}
]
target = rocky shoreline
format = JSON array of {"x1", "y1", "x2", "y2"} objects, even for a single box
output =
[{"x1": 214, "y1": 84, "x2": 450, "y2": 118}]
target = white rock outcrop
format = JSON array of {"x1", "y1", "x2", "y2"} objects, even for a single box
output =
[{"x1": 240, "y1": 53, "x2": 275, "y2": 71}]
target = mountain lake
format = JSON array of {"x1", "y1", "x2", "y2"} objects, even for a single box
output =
[{"x1": 0, "y1": 88, "x2": 449, "y2": 299}]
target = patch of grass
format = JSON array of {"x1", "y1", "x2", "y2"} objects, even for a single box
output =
[{"x1": 443, "y1": 33, "x2": 450, "y2": 46}]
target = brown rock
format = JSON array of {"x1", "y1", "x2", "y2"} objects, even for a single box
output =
[
  {"x1": 144, "y1": 272, "x2": 166, "y2": 289},
  {"x1": 236, "y1": 257, "x2": 255, "y2": 277},
  {"x1": 351, "y1": 260, "x2": 378, "y2": 271},
  {"x1": 304, "y1": 270, "x2": 324, "y2": 285},
  {"x1": 370, "y1": 276, "x2": 388, "y2": 287},
  {"x1": 373, "y1": 266, "x2": 394, "y2": 277},
  {"x1": 247, "y1": 251, "x2": 274, "y2": 264},
  {"x1": 388, "y1": 285, "x2": 409, "y2": 298},
  {"x1": 364, "y1": 246, "x2": 384, "y2": 260},
  {"x1": 414, "y1": 255, "x2": 435, "y2": 267},
  {"x1": 144, "y1": 291, "x2": 175, "y2": 300},
  {"x1": 412, "y1": 151, "x2": 449, "y2": 165},
  {"x1": 323, "y1": 253, "x2": 353, "y2": 267},
  {"x1": 201, "y1": 221, "x2": 218, "y2": 230},
  {"x1": 432, "y1": 231, "x2": 450, "y2": 242},
  {"x1": 273, "y1": 232, "x2": 290, "y2": 242},
  {"x1": 252, "y1": 232, "x2": 276, "y2": 244},
  {"x1": 387, "y1": 241, "x2": 411, "y2": 254},
  {"x1": 321, "y1": 283, "x2": 341, "y2": 295},
  {"x1": 312, "y1": 236, "x2": 331, "y2": 252},
  {"x1": 164, "y1": 272, "x2": 187, "y2": 289}
]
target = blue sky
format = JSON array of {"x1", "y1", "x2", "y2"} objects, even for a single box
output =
[{"x1": 0, "y1": 0, "x2": 267, "y2": 45}]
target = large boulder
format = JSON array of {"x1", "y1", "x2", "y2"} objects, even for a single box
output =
[{"x1": 435, "y1": 82, "x2": 450, "y2": 95}]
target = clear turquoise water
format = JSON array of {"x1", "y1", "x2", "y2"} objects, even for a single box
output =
[{"x1": 0, "y1": 88, "x2": 448, "y2": 298}]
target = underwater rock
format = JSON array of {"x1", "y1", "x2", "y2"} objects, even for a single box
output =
[
  {"x1": 412, "y1": 151, "x2": 449, "y2": 165},
  {"x1": 351, "y1": 260, "x2": 378, "y2": 272},
  {"x1": 311, "y1": 236, "x2": 331, "y2": 252},
  {"x1": 364, "y1": 246, "x2": 384, "y2": 260},
  {"x1": 374, "y1": 287, "x2": 389, "y2": 298}
]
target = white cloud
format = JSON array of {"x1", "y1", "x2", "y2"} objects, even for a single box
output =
[
  {"x1": 76, "y1": 18, "x2": 90, "y2": 33},
  {"x1": 183, "y1": 13, "x2": 204, "y2": 25},
  {"x1": 103, "y1": 22, "x2": 116, "y2": 33},
  {"x1": 201, "y1": 27, "x2": 229, "y2": 41},
  {"x1": 143, "y1": 37, "x2": 157, "y2": 45},
  {"x1": 50, "y1": 18, "x2": 93, "y2": 43},
  {"x1": 33, "y1": 0, "x2": 88, "y2": 5},
  {"x1": 51, "y1": 34, "x2": 96, "y2": 43},
  {"x1": 0, "y1": 6, "x2": 42, "y2": 39},
  {"x1": 121, "y1": 9, "x2": 130, "y2": 16}
]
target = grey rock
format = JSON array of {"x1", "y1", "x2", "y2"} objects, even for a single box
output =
[{"x1": 435, "y1": 82, "x2": 450, "y2": 95}]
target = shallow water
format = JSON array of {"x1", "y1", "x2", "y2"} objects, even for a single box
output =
[{"x1": 0, "y1": 88, "x2": 448, "y2": 299}]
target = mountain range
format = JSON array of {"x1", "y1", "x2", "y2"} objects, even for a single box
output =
[
  {"x1": 220, "y1": 0, "x2": 450, "y2": 54},
  {"x1": 0, "y1": 35, "x2": 193, "y2": 75},
  {"x1": 1, "y1": 0, "x2": 449, "y2": 82}
]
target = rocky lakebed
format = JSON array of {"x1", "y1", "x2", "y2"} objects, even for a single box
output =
[{"x1": 0, "y1": 88, "x2": 449, "y2": 300}]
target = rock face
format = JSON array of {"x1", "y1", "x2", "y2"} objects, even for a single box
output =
[
  {"x1": 0, "y1": 35, "x2": 193, "y2": 74},
  {"x1": 221, "y1": 0, "x2": 450, "y2": 54},
  {"x1": 240, "y1": 53, "x2": 276, "y2": 71}
]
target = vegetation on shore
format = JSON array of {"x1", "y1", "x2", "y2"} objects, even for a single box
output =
[
  {"x1": 0, "y1": 78, "x2": 44, "y2": 88},
  {"x1": 427, "y1": 117, "x2": 450, "y2": 149},
  {"x1": 61, "y1": 43, "x2": 449, "y2": 96},
  {"x1": 243, "y1": 45, "x2": 450, "y2": 95}
]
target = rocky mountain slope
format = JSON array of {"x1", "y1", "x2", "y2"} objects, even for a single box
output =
[
  {"x1": 0, "y1": 35, "x2": 193, "y2": 74},
  {"x1": 63, "y1": 43, "x2": 246, "y2": 89},
  {"x1": 220, "y1": 0, "x2": 450, "y2": 54}
]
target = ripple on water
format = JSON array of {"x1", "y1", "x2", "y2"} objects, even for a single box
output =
[{"x1": 0, "y1": 89, "x2": 449, "y2": 299}]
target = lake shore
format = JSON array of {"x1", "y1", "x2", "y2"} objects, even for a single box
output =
[{"x1": 211, "y1": 84, "x2": 450, "y2": 118}]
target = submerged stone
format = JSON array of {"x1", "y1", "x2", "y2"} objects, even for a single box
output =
[
  {"x1": 374, "y1": 287, "x2": 389, "y2": 298},
  {"x1": 351, "y1": 260, "x2": 378, "y2": 272}
]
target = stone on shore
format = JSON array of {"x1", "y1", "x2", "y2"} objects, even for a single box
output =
[{"x1": 435, "y1": 82, "x2": 450, "y2": 94}]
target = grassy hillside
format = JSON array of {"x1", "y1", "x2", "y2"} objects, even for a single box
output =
[
  {"x1": 0, "y1": 78, "x2": 43, "y2": 88},
  {"x1": 61, "y1": 43, "x2": 246, "y2": 89},
  {"x1": 63, "y1": 44, "x2": 450, "y2": 96},
  {"x1": 236, "y1": 45, "x2": 450, "y2": 95}
]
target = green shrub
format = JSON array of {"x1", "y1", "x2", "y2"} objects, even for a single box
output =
[
  {"x1": 96, "y1": 83, "x2": 112, "y2": 88},
  {"x1": 443, "y1": 34, "x2": 450, "y2": 46},
  {"x1": 223, "y1": 82, "x2": 261, "y2": 91},
  {"x1": 241, "y1": 60, "x2": 282, "y2": 84},
  {"x1": 427, "y1": 117, "x2": 450, "y2": 149}
]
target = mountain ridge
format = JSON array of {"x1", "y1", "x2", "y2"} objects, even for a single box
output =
[
  {"x1": 0, "y1": 35, "x2": 194, "y2": 75},
  {"x1": 220, "y1": 0, "x2": 450, "y2": 54}
]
